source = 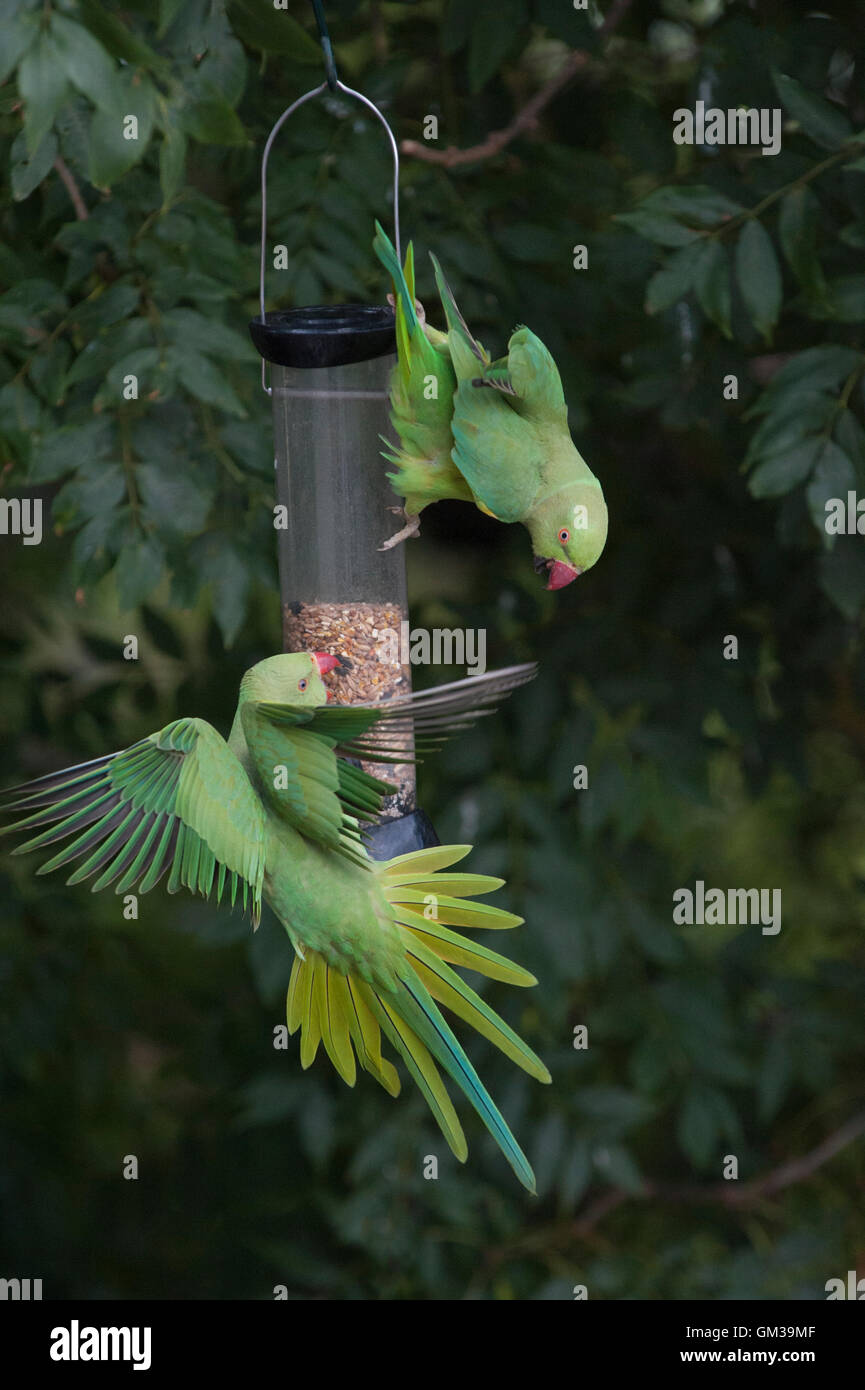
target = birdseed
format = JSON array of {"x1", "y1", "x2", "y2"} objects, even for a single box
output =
[{"x1": 283, "y1": 600, "x2": 416, "y2": 818}]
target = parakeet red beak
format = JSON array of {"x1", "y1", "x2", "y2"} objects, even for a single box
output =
[
  {"x1": 313, "y1": 652, "x2": 341, "y2": 674},
  {"x1": 546, "y1": 561, "x2": 581, "y2": 590}
]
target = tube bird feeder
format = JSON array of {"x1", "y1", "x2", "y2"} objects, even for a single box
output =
[{"x1": 249, "y1": 77, "x2": 438, "y2": 859}]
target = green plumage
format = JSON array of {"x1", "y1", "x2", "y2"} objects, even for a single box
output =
[
  {"x1": 374, "y1": 224, "x2": 609, "y2": 588},
  {"x1": 372, "y1": 221, "x2": 474, "y2": 524},
  {"x1": 2, "y1": 652, "x2": 548, "y2": 1192}
]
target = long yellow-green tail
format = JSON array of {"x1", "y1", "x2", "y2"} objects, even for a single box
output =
[
  {"x1": 285, "y1": 843, "x2": 550, "y2": 1193},
  {"x1": 373, "y1": 219, "x2": 418, "y2": 391}
]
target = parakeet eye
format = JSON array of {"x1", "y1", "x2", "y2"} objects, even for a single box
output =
[
  {"x1": 298, "y1": 678, "x2": 308, "y2": 692},
  {"x1": 558, "y1": 528, "x2": 570, "y2": 545}
]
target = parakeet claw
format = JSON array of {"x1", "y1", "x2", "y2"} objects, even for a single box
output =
[
  {"x1": 379, "y1": 511, "x2": 421, "y2": 549},
  {"x1": 387, "y1": 290, "x2": 427, "y2": 327}
]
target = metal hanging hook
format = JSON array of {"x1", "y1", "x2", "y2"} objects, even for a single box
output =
[
  {"x1": 255, "y1": 12, "x2": 402, "y2": 394},
  {"x1": 310, "y1": 0, "x2": 338, "y2": 91}
]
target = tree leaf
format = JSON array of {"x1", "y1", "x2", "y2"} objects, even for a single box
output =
[
  {"x1": 534, "y1": 0, "x2": 598, "y2": 50},
  {"x1": 227, "y1": 0, "x2": 321, "y2": 60},
  {"x1": 78, "y1": 0, "x2": 170, "y2": 73},
  {"x1": 815, "y1": 276, "x2": 865, "y2": 323},
  {"x1": 677, "y1": 1084, "x2": 719, "y2": 1167},
  {"x1": 760, "y1": 345, "x2": 862, "y2": 400},
  {"x1": 159, "y1": 123, "x2": 187, "y2": 206},
  {"x1": 53, "y1": 462, "x2": 126, "y2": 526},
  {"x1": 51, "y1": 14, "x2": 121, "y2": 112},
  {"x1": 772, "y1": 69, "x2": 853, "y2": 150},
  {"x1": 170, "y1": 347, "x2": 247, "y2": 417},
  {"x1": 0, "y1": 6, "x2": 39, "y2": 85},
  {"x1": 638, "y1": 185, "x2": 744, "y2": 228},
  {"x1": 163, "y1": 309, "x2": 255, "y2": 362},
  {"x1": 115, "y1": 536, "x2": 167, "y2": 610},
  {"x1": 745, "y1": 399, "x2": 833, "y2": 467},
  {"x1": 779, "y1": 186, "x2": 824, "y2": 293},
  {"x1": 694, "y1": 239, "x2": 731, "y2": 336},
  {"x1": 182, "y1": 95, "x2": 246, "y2": 146},
  {"x1": 614, "y1": 211, "x2": 702, "y2": 247},
  {"x1": 28, "y1": 418, "x2": 114, "y2": 484},
  {"x1": 138, "y1": 461, "x2": 214, "y2": 537},
  {"x1": 10, "y1": 129, "x2": 58, "y2": 203},
  {"x1": 735, "y1": 219, "x2": 782, "y2": 342},
  {"x1": 194, "y1": 536, "x2": 251, "y2": 645},
  {"x1": 806, "y1": 440, "x2": 857, "y2": 538},
  {"x1": 88, "y1": 74, "x2": 156, "y2": 187},
  {"x1": 18, "y1": 33, "x2": 70, "y2": 155},
  {"x1": 644, "y1": 241, "x2": 705, "y2": 313},
  {"x1": 748, "y1": 439, "x2": 822, "y2": 498},
  {"x1": 468, "y1": 0, "x2": 527, "y2": 94},
  {"x1": 72, "y1": 282, "x2": 140, "y2": 334}
]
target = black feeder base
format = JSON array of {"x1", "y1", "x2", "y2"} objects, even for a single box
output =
[{"x1": 363, "y1": 809, "x2": 440, "y2": 861}]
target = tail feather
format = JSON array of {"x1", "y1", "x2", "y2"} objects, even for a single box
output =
[
  {"x1": 289, "y1": 953, "x2": 401, "y2": 1096},
  {"x1": 395, "y1": 907, "x2": 535, "y2": 984},
  {"x1": 429, "y1": 252, "x2": 487, "y2": 378},
  {"x1": 407, "y1": 935, "x2": 550, "y2": 1083},
  {"x1": 315, "y1": 963, "x2": 356, "y2": 1086},
  {"x1": 374, "y1": 220, "x2": 418, "y2": 392},
  {"x1": 373, "y1": 219, "x2": 418, "y2": 336},
  {"x1": 382, "y1": 844, "x2": 473, "y2": 875},
  {"x1": 362, "y1": 980, "x2": 468, "y2": 1163},
  {"x1": 391, "y1": 966, "x2": 537, "y2": 1193},
  {"x1": 284, "y1": 844, "x2": 546, "y2": 1193}
]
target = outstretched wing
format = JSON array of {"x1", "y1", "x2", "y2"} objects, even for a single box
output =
[
  {"x1": 1, "y1": 717, "x2": 267, "y2": 926},
  {"x1": 245, "y1": 663, "x2": 538, "y2": 848},
  {"x1": 330, "y1": 660, "x2": 539, "y2": 761}
]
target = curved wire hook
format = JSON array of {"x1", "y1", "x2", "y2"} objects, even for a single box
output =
[
  {"x1": 258, "y1": 81, "x2": 402, "y2": 395},
  {"x1": 310, "y1": 0, "x2": 338, "y2": 91}
]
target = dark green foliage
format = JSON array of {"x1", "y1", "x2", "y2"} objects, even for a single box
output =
[{"x1": 1, "y1": 0, "x2": 865, "y2": 1300}]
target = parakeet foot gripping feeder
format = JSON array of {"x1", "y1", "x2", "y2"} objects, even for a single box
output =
[{"x1": 249, "y1": 65, "x2": 436, "y2": 860}]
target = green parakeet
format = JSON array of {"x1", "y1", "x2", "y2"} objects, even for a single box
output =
[
  {"x1": 374, "y1": 222, "x2": 608, "y2": 589},
  {"x1": 2, "y1": 652, "x2": 549, "y2": 1192}
]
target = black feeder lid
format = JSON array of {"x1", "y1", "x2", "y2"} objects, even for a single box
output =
[{"x1": 249, "y1": 303, "x2": 396, "y2": 370}]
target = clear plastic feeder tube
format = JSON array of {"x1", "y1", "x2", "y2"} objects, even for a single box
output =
[{"x1": 268, "y1": 344, "x2": 415, "y2": 818}]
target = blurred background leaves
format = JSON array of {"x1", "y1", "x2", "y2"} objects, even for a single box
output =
[{"x1": 1, "y1": 0, "x2": 865, "y2": 1299}]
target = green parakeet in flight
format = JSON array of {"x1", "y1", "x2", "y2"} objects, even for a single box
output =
[
  {"x1": 2, "y1": 652, "x2": 550, "y2": 1192},
  {"x1": 373, "y1": 222, "x2": 608, "y2": 590}
]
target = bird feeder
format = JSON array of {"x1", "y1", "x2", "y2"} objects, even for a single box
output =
[{"x1": 249, "y1": 68, "x2": 437, "y2": 859}]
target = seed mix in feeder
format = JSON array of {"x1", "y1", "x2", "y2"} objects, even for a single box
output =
[{"x1": 283, "y1": 599, "x2": 415, "y2": 816}]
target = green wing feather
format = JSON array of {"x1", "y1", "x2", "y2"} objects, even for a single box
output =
[
  {"x1": 2, "y1": 718, "x2": 267, "y2": 925},
  {"x1": 240, "y1": 702, "x2": 395, "y2": 866},
  {"x1": 449, "y1": 377, "x2": 546, "y2": 523},
  {"x1": 428, "y1": 251, "x2": 488, "y2": 382}
]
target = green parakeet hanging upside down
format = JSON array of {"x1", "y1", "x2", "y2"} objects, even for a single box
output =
[
  {"x1": 373, "y1": 222, "x2": 608, "y2": 590},
  {"x1": 2, "y1": 652, "x2": 549, "y2": 1192}
]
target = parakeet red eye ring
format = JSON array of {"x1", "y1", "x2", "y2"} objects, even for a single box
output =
[
  {"x1": 558, "y1": 528, "x2": 570, "y2": 544},
  {"x1": 298, "y1": 678, "x2": 308, "y2": 691}
]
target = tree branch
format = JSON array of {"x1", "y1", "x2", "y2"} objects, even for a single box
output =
[
  {"x1": 401, "y1": 49, "x2": 591, "y2": 169},
  {"x1": 573, "y1": 1108, "x2": 865, "y2": 1235},
  {"x1": 400, "y1": 0, "x2": 634, "y2": 170},
  {"x1": 725, "y1": 1108, "x2": 865, "y2": 1206},
  {"x1": 470, "y1": 1108, "x2": 865, "y2": 1287},
  {"x1": 53, "y1": 156, "x2": 89, "y2": 221}
]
